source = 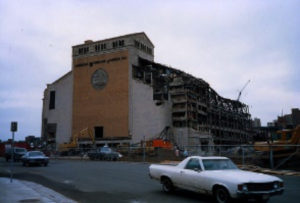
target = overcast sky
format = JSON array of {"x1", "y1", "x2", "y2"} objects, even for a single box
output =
[{"x1": 0, "y1": 0, "x2": 299, "y2": 141}]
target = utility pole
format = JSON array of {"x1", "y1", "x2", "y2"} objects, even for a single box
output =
[{"x1": 10, "y1": 121, "x2": 18, "y2": 183}]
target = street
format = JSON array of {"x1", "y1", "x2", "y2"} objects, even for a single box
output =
[{"x1": 1, "y1": 158, "x2": 300, "y2": 203}]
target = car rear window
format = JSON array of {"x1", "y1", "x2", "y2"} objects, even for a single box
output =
[{"x1": 29, "y1": 152, "x2": 44, "y2": 156}]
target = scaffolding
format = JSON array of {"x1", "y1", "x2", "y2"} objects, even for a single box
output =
[{"x1": 133, "y1": 57, "x2": 252, "y2": 146}]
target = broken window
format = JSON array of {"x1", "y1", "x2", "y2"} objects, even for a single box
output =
[{"x1": 132, "y1": 66, "x2": 144, "y2": 80}]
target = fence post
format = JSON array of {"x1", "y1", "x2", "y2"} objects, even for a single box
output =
[
  {"x1": 269, "y1": 145, "x2": 274, "y2": 169},
  {"x1": 242, "y1": 146, "x2": 245, "y2": 166},
  {"x1": 143, "y1": 136, "x2": 145, "y2": 162}
]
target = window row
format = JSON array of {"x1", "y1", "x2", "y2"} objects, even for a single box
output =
[
  {"x1": 77, "y1": 39, "x2": 125, "y2": 55},
  {"x1": 112, "y1": 40, "x2": 125, "y2": 48},
  {"x1": 95, "y1": 43, "x2": 107, "y2": 52},
  {"x1": 134, "y1": 40, "x2": 152, "y2": 55}
]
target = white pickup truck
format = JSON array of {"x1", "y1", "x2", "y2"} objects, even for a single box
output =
[{"x1": 149, "y1": 156, "x2": 284, "y2": 203}]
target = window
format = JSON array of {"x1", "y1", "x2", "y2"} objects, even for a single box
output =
[
  {"x1": 134, "y1": 40, "x2": 140, "y2": 48},
  {"x1": 146, "y1": 47, "x2": 152, "y2": 55},
  {"x1": 112, "y1": 41, "x2": 118, "y2": 48},
  {"x1": 78, "y1": 47, "x2": 89, "y2": 54},
  {"x1": 118, "y1": 40, "x2": 124, "y2": 46},
  {"x1": 95, "y1": 44, "x2": 100, "y2": 52},
  {"x1": 185, "y1": 158, "x2": 201, "y2": 170},
  {"x1": 49, "y1": 91, "x2": 55, "y2": 109},
  {"x1": 101, "y1": 43, "x2": 106, "y2": 50},
  {"x1": 94, "y1": 126, "x2": 103, "y2": 139}
]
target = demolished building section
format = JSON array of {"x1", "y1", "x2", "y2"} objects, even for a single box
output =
[{"x1": 134, "y1": 57, "x2": 252, "y2": 146}]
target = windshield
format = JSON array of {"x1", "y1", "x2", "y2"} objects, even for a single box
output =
[
  {"x1": 101, "y1": 147, "x2": 111, "y2": 152},
  {"x1": 202, "y1": 159, "x2": 238, "y2": 170},
  {"x1": 29, "y1": 152, "x2": 44, "y2": 156}
]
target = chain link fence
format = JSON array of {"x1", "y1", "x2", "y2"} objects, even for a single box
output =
[
  {"x1": 116, "y1": 144, "x2": 300, "y2": 170},
  {"x1": 55, "y1": 144, "x2": 300, "y2": 171}
]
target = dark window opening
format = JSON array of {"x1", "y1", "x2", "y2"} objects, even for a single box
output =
[
  {"x1": 101, "y1": 43, "x2": 106, "y2": 50},
  {"x1": 94, "y1": 126, "x2": 103, "y2": 139},
  {"x1": 112, "y1": 41, "x2": 118, "y2": 48},
  {"x1": 134, "y1": 40, "x2": 140, "y2": 48},
  {"x1": 78, "y1": 47, "x2": 89, "y2": 54},
  {"x1": 95, "y1": 44, "x2": 100, "y2": 52},
  {"x1": 119, "y1": 40, "x2": 124, "y2": 46},
  {"x1": 49, "y1": 91, "x2": 55, "y2": 109},
  {"x1": 132, "y1": 66, "x2": 144, "y2": 79},
  {"x1": 144, "y1": 72, "x2": 151, "y2": 84}
]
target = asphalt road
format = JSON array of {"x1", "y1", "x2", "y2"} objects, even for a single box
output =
[{"x1": 1, "y1": 158, "x2": 300, "y2": 203}]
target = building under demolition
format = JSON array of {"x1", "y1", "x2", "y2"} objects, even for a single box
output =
[{"x1": 41, "y1": 32, "x2": 252, "y2": 150}]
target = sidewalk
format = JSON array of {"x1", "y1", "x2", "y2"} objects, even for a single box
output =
[{"x1": 0, "y1": 177, "x2": 76, "y2": 203}]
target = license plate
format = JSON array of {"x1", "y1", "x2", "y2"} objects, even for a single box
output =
[{"x1": 262, "y1": 194, "x2": 269, "y2": 199}]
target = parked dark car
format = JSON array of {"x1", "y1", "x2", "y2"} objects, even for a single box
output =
[
  {"x1": 21, "y1": 151, "x2": 49, "y2": 166},
  {"x1": 88, "y1": 146, "x2": 122, "y2": 161},
  {"x1": 5, "y1": 147, "x2": 27, "y2": 162}
]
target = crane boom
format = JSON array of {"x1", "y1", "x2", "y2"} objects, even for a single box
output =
[{"x1": 237, "y1": 80, "x2": 250, "y2": 101}]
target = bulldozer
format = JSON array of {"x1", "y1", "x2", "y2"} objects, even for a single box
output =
[
  {"x1": 58, "y1": 127, "x2": 95, "y2": 155},
  {"x1": 254, "y1": 125, "x2": 300, "y2": 157}
]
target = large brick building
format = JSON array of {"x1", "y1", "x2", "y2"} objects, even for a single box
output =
[{"x1": 41, "y1": 32, "x2": 252, "y2": 150}]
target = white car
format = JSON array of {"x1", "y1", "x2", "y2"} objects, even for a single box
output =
[{"x1": 149, "y1": 156, "x2": 284, "y2": 203}]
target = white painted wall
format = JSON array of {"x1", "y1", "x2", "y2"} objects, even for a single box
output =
[
  {"x1": 130, "y1": 79, "x2": 172, "y2": 144},
  {"x1": 42, "y1": 72, "x2": 73, "y2": 148},
  {"x1": 127, "y1": 42, "x2": 173, "y2": 144}
]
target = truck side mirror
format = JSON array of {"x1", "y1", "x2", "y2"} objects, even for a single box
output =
[{"x1": 194, "y1": 168, "x2": 201, "y2": 172}]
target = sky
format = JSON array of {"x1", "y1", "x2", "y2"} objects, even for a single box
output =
[{"x1": 0, "y1": 0, "x2": 299, "y2": 141}]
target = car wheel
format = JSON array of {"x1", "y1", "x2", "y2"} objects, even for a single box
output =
[
  {"x1": 214, "y1": 186, "x2": 231, "y2": 203},
  {"x1": 44, "y1": 163, "x2": 48, "y2": 167},
  {"x1": 22, "y1": 161, "x2": 25, "y2": 166},
  {"x1": 161, "y1": 177, "x2": 174, "y2": 193}
]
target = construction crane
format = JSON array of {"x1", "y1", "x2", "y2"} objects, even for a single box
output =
[{"x1": 237, "y1": 80, "x2": 250, "y2": 101}]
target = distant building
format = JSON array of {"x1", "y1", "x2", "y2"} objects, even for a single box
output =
[
  {"x1": 252, "y1": 118, "x2": 261, "y2": 128},
  {"x1": 25, "y1": 135, "x2": 41, "y2": 148},
  {"x1": 276, "y1": 108, "x2": 300, "y2": 129},
  {"x1": 41, "y1": 32, "x2": 252, "y2": 150},
  {"x1": 267, "y1": 122, "x2": 275, "y2": 127}
]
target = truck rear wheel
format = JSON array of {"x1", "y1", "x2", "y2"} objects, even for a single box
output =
[{"x1": 161, "y1": 177, "x2": 174, "y2": 193}]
